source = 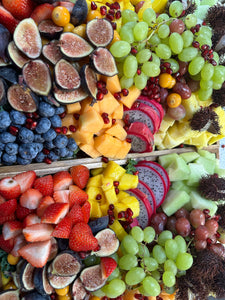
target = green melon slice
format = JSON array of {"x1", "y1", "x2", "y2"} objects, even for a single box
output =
[
  {"x1": 162, "y1": 190, "x2": 190, "y2": 216},
  {"x1": 166, "y1": 156, "x2": 190, "y2": 181},
  {"x1": 179, "y1": 151, "x2": 200, "y2": 163},
  {"x1": 190, "y1": 191, "x2": 217, "y2": 217}
]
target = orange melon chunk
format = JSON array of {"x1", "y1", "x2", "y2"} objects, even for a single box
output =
[
  {"x1": 80, "y1": 97, "x2": 100, "y2": 113},
  {"x1": 115, "y1": 140, "x2": 131, "y2": 159},
  {"x1": 120, "y1": 85, "x2": 141, "y2": 108},
  {"x1": 94, "y1": 134, "x2": 122, "y2": 158},
  {"x1": 61, "y1": 114, "x2": 78, "y2": 135},
  {"x1": 79, "y1": 143, "x2": 101, "y2": 158},
  {"x1": 71, "y1": 129, "x2": 94, "y2": 145},
  {"x1": 79, "y1": 109, "x2": 104, "y2": 133},
  {"x1": 66, "y1": 102, "x2": 81, "y2": 114},
  {"x1": 105, "y1": 123, "x2": 127, "y2": 141},
  {"x1": 101, "y1": 74, "x2": 121, "y2": 94},
  {"x1": 98, "y1": 91, "x2": 120, "y2": 115},
  {"x1": 112, "y1": 102, "x2": 124, "y2": 119}
]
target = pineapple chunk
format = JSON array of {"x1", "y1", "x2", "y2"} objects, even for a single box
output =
[
  {"x1": 119, "y1": 173, "x2": 139, "y2": 190},
  {"x1": 159, "y1": 115, "x2": 175, "y2": 132},
  {"x1": 120, "y1": 196, "x2": 140, "y2": 218},
  {"x1": 88, "y1": 200, "x2": 102, "y2": 218},
  {"x1": 101, "y1": 177, "x2": 114, "y2": 191},
  {"x1": 104, "y1": 186, "x2": 118, "y2": 204},
  {"x1": 114, "y1": 202, "x2": 129, "y2": 219},
  {"x1": 109, "y1": 220, "x2": 128, "y2": 241},
  {"x1": 86, "y1": 187, "x2": 105, "y2": 203},
  {"x1": 103, "y1": 161, "x2": 126, "y2": 180},
  {"x1": 100, "y1": 203, "x2": 109, "y2": 216},
  {"x1": 91, "y1": 168, "x2": 104, "y2": 176},
  {"x1": 117, "y1": 191, "x2": 130, "y2": 201},
  {"x1": 86, "y1": 174, "x2": 103, "y2": 188}
]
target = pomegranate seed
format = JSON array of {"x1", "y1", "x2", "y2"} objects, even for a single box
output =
[
  {"x1": 113, "y1": 181, "x2": 119, "y2": 187},
  {"x1": 166, "y1": 68, "x2": 173, "y2": 75},
  {"x1": 137, "y1": 68, "x2": 141, "y2": 75},
  {"x1": 192, "y1": 40, "x2": 200, "y2": 48},
  {"x1": 211, "y1": 59, "x2": 217, "y2": 66},
  {"x1": 190, "y1": 230, "x2": 195, "y2": 237},
  {"x1": 97, "y1": 80, "x2": 106, "y2": 89},
  {"x1": 32, "y1": 112, "x2": 39, "y2": 119},
  {"x1": 190, "y1": 27, "x2": 196, "y2": 34},
  {"x1": 156, "y1": 297, "x2": 163, "y2": 300},
  {"x1": 103, "y1": 117, "x2": 110, "y2": 124},
  {"x1": 108, "y1": 217, "x2": 115, "y2": 225},
  {"x1": 30, "y1": 121, "x2": 37, "y2": 130},
  {"x1": 69, "y1": 125, "x2": 76, "y2": 132},
  {"x1": 102, "y1": 156, "x2": 109, "y2": 163},
  {"x1": 59, "y1": 112, "x2": 66, "y2": 119},
  {"x1": 55, "y1": 127, "x2": 61, "y2": 133},
  {"x1": 216, "y1": 232, "x2": 221, "y2": 238},
  {"x1": 96, "y1": 194, "x2": 102, "y2": 200},
  {"x1": 102, "y1": 297, "x2": 108, "y2": 300},
  {"x1": 106, "y1": 13, "x2": 114, "y2": 21},
  {"x1": 149, "y1": 55, "x2": 153, "y2": 61},
  {"x1": 195, "y1": 24, "x2": 201, "y2": 32},
  {"x1": 202, "y1": 21, "x2": 206, "y2": 25},
  {"x1": 201, "y1": 44, "x2": 209, "y2": 50},
  {"x1": 112, "y1": 118, "x2": 116, "y2": 124},
  {"x1": 121, "y1": 88, "x2": 129, "y2": 96},
  {"x1": 91, "y1": 1, "x2": 97, "y2": 9},
  {"x1": 126, "y1": 138, "x2": 132, "y2": 143},
  {"x1": 61, "y1": 126, "x2": 68, "y2": 134},
  {"x1": 101, "y1": 87, "x2": 108, "y2": 95},
  {"x1": 26, "y1": 118, "x2": 33, "y2": 124},
  {"x1": 102, "y1": 112, "x2": 108, "y2": 118},
  {"x1": 115, "y1": 187, "x2": 119, "y2": 194},
  {"x1": 127, "y1": 216, "x2": 133, "y2": 223},
  {"x1": 25, "y1": 113, "x2": 33, "y2": 118},
  {"x1": 203, "y1": 209, "x2": 210, "y2": 214},
  {"x1": 44, "y1": 157, "x2": 52, "y2": 164},
  {"x1": 118, "y1": 211, "x2": 125, "y2": 218},
  {"x1": 206, "y1": 238, "x2": 212, "y2": 245},
  {"x1": 114, "y1": 1, "x2": 120, "y2": 9},
  {"x1": 134, "y1": 294, "x2": 143, "y2": 300},
  {"x1": 96, "y1": 91, "x2": 104, "y2": 100},
  {"x1": 43, "y1": 148, "x2": 50, "y2": 155},
  {"x1": 132, "y1": 101, "x2": 140, "y2": 109},
  {"x1": 133, "y1": 171, "x2": 139, "y2": 175},
  {"x1": 108, "y1": 8, "x2": 115, "y2": 15},
  {"x1": 209, "y1": 53, "x2": 214, "y2": 59},
  {"x1": 205, "y1": 214, "x2": 211, "y2": 219},
  {"x1": 105, "y1": 2, "x2": 111, "y2": 7},
  {"x1": 208, "y1": 49, "x2": 213, "y2": 54},
  {"x1": 123, "y1": 114, "x2": 130, "y2": 125},
  {"x1": 114, "y1": 92, "x2": 121, "y2": 100},
  {"x1": 108, "y1": 210, "x2": 114, "y2": 216},
  {"x1": 100, "y1": 5, "x2": 107, "y2": 15},
  {"x1": 131, "y1": 47, "x2": 138, "y2": 55},
  {"x1": 213, "y1": 215, "x2": 220, "y2": 221},
  {"x1": 163, "y1": 62, "x2": 171, "y2": 68},
  {"x1": 111, "y1": 21, "x2": 117, "y2": 30},
  {"x1": 9, "y1": 126, "x2": 19, "y2": 135},
  {"x1": 109, "y1": 204, "x2": 114, "y2": 211},
  {"x1": 115, "y1": 10, "x2": 121, "y2": 19},
  {"x1": 79, "y1": 252, "x2": 87, "y2": 259},
  {"x1": 126, "y1": 208, "x2": 133, "y2": 217},
  {"x1": 73, "y1": 113, "x2": 80, "y2": 120}
]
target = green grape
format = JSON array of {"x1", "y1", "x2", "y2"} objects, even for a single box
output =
[
  {"x1": 155, "y1": 44, "x2": 171, "y2": 59},
  {"x1": 142, "y1": 8, "x2": 156, "y2": 26},
  {"x1": 198, "y1": 26, "x2": 212, "y2": 38},
  {"x1": 156, "y1": 13, "x2": 169, "y2": 23},
  {"x1": 136, "y1": 42, "x2": 146, "y2": 52},
  {"x1": 110, "y1": 252, "x2": 119, "y2": 263},
  {"x1": 92, "y1": 289, "x2": 106, "y2": 298},
  {"x1": 158, "y1": 24, "x2": 170, "y2": 39},
  {"x1": 169, "y1": 1, "x2": 183, "y2": 17},
  {"x1": 201, "y1": 63, "x2": 214, "y2": 80},
  {"x1": 164, "y1": 285, "x2": 176, "y2": 295},
  {"x1": 120, "y1": 76, "x2": 133, "y2": 89},
  {"x1": 151, "y1": 53, "x2": 161, "y2": 66},
  {"x1": 119, "y1": 241, "x2": 127, "y2": 255},
  {"x1": 149, "y1": 33, "x2": 161, "y2": 46},
  {"x1": 161, "y1": 37, "x2": 170, "y2": 46},
  {"x1": 120, "y1": 26, "x2": 134, "y2": 43},
  {"x1": 185, "y1": 14, "x2": 197, "y2": 29},
  {"x1": 182, "y1": 30, "x2": 194, "y2": 48},
  {"x1": 121, "y1": 235, "x2": 139, "y2": 255},
  {"x1": 122, "y1": 9, "x2": 139, "y2": 23},
  {"x1": 195, "y1": 34, "x2": 212, "y2": 47},
  {"x1": 213, "y1": 81, "x2": 223, "y2": 90},
  {"x1": 169, "y1": 32, "x2": 183, "y2": 54},
  {"x1": 176, "y1": 253, "x2": 193, "y2": 271},
  {"x1": 165, "y1": 239, "x2": 179, "y2": 261},
  {"x1": 142, "y1": 62, "x2": 160, "y2": 77},
  {"x1": 84, "y1": 254, "x2": 100, "y2": 266},
  {"x1": 164, "y1": 58, "x2": 179, "y2": 73},
  {"x1": 142, "y1": 276, "x2": 161, "y2": 296},
  {"x1": 102, "y1": 279, "x2": 126, "y2": 298},
  {"x1": 110, "y1": 41, "x2": 131, "y2": 58},
  {"x1": 118, "y1": 254, "x2": 138, "y2": 270},
  {"x1": 200, "y1": 79, "x2": 213, "y2": 90},
  {"x1": 125, "y1": 267, "x2": 146, "y2": 285},
  {"x1": 176, "y1": 270, "x2": 186, "y2": 277},
  {"x1": 217, "y1": 65, "x2": 225, "y2": 77},
  {"x1": 212, "y1": 66, "x2": 225, "y2": 84},
  {"x1": 188, "y1": 56, "x2": 205, "y2": 76},
  {"x1": 198, "y1": 88, "x2": 213, "y2": 101},
  {"x1": 137, "y1": 243, "x2": 150, "y2": 258},
  {"x1": 122, "y1": 21, "x2": 137, "y2": 29},
  {"x1": 141, "y1": 257, "x2": 158, "y2": 271},
  {"x1": 138, "y1": 285, "x2": 151, "y2": 297},
  {"x1": 174, "y1": 235, "x2": 186, "y2": 253},
  {"x1": 107, "y1": 267, "x2": 121, "y2": 281},
  {"x1": 143, "y1": 226, "x2": 155, "y2": 243},
  {"x1": 190, "y1": 72, "x2": 201, "y2": 81},
  {"x1": 178, "y1": 47, "x2": 198, "y2": 62},
  {"x1": 162, "y1": 271, "x2": 176, "y2": 288},
  {"x1": 152, "y1": 245, "x2": 166, "y2": 264},
  {"x1": 213, "y1": 51, "x2": 219, "y2": 64},
  {"x1": 158, "y1": 230, "x2": 173, "y2": 246},
  {"x1": 133, "y1": 21, "x2": 149, "y2": 41},
  {"x1": 134, "y1": 73, "x2": 148, "y2": 90},
  {"x1": 123, "y1": 55, "x2": 138, "y2": 78},
  {"x1": 151, "y1": 270, "x2": 161, "y2": 281},
  {"x1": 164, "y1": 259, "x2": 177, "y2": 275},
  {"x1": 131, "y1": 226, "x2": 144, "y2": 242},
  {"x1": 136, "y1": 49, "x2": 152, "y2": 63}
]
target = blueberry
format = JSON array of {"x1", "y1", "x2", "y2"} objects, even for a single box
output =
[
  {"x1": 10, "y1": 110, "x2": 26, "y2": 125},
  {"x1": 18, "y1": 127, "x2": 34, "y2": 144},
  {"x1": 33, "y1": 142, "x2": 43, "y2": 153},
  {"x1": 50, "y1": 115, "x2": 62, "y2": 128},
  {"x1": 55, "y1": 106, "x2": 66, "y2": 115},
  {"x1": 44, "y1": 141, "x2": 55, "y2": 150},
  {"x1": 18, "y1": 143, "x2": 39, "y2": 160},
  {"x1": 42, "y1": 128, "x2": 57, "y2": 142},
  {"x1": 48, "y1": 151, "x2": 60, "y2": 161},
  {"x1": 88, "y1": 216, "x2": 109, "y2": 235},
  {"x1": 38, "y1": 102, "x2": 55, "y2": 117},
  {"x1": 2, "y1": 153, "x2": 17, "y2": 165},
  {"x1": 53, "y1": 134, "x2": 68, "y2": 149},
  {"x1": 65, "y1": 150, "x2": 74, "y2": 158},
  {"x1": 54, "y1": 147, "x2": 69, "y2": 157},
  {"x1": 36, "y1": 117, "x2": 51, "y2": 134},
  {"x1": 17, "y1": 156, "x2": 32, "y2": 165},
  {"x1": 35, "y1": 152, "x2": 46, "y2": 163},
  {"x1": 34, "y1": 134, "x2": 45, "y2": 143},
  {"x1": 0, "y1": 111, "x2": 11, "y2": 129},
  {"x1": 0, "y1": 132, "x2": 16, "y2": 143},
  {"x1": 67, "y1": 138, "x2": 78, "y2": 152},
  {"x1": 5, "y1": 143, "x2": 19, "y2": 155},
  {"x1": 0, "y1": 143, "x2": 5, "y2": 151}
]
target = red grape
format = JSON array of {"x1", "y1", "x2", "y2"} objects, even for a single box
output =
[
  {"x1": 157, "y1": 212, "x2": 168, "y2": 225},
  {"x1": 172, "y1": 82, "x2": 192, "y2": 99},
  {"x1": 190, "y1": 209, "x2": 205, "y2": 228},
  {"x1": 175, "y1": 208, "x2": 189, "y2": 219},
  {"x1": 178, "y1": 61, "x2": 188, "y2": 76},
  {"x1": 208, "y1": 243, "x2": 225, "y2": 258},
  {"x1": 150, "y1": 213, "x2": 165, "y2": 234},
  {"x1": 169, "y1": 19, "x2": 185, "y2": 34},
  {"x1": 194, "y1": 225, "x2": 209, "y2": 241},
  {"x1": 187, "y1": 79, "x2": 200, "y2": 92},
  {"x1": 205, "y1": 219, "x2": 219, "y2": 237},
  {"x1": 165, "y1": 216, "x2": 177, "y2": 233},
  {"x1": 194, "y1": 239, "x2": 207, "y2": 251},
  {"x1": 175, "y1": 217, "x2": 191, "y2": 237},
  {"x1": 167, "y1": 104, "x2": 186, "y2": 120}
]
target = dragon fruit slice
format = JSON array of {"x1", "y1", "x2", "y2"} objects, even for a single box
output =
[
  {"x1": 127, "y1": 188, "x2": 152, "y2": 229},
  {"x1": 137, "y1": 96, "x2": 165, "y2": 122},
  {"x1": 135, "y1": 164, "x2": 167, "y2": 208},
  {"x1": 126, "y1": 122, "x2": 154, "y2": 153},
  {"x1": 138, "y1": 160, "x2": 170, "y2": 193},
  {"x1": 138, "y1": 180, "x2": 156, "y2": 214}
]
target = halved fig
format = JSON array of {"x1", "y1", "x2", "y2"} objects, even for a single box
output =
[
  {"x1": 53, "y1": 85, "x2": 88, "y2": 104},
  {"x1": 13, "y1": 18, "x2": 42, "y2": 59},
  {"x1": 20, "y1": 261, "x2": 35, "y2": 291},
  {"x1": 59, "y1": 32, "x2": 93, "y2": 60},
  {"x1": 90, "y1": 47, "x2": 118, "y2": 77},
  {"x1": 21, "y1": 291, "x2": 51, "y2": 300},
  {"x1": 12, "y1": 259, "x2": 25, "y2": 289},
  {"x1": 48, "y1": 237, "x2": 58, "y2": 261},
  {"x1": 0, "y1": 78, "x2": 7, "y2": 106},
  {"x1": 80, "y1": 64, "x2": 97, "y2": 99},
  {"x1": 80, "y1": 264, "x2": 106, "y2": 291},
  {"x1": 0, "y1": 289, "x2": 20, "y2": 300},
  {"x1": 7, "y1": 84, "x2": 39, "y2": 112},
  {"x1": 0, "y1": 57, "x2": 11, "y2": 67},
  {"x1": 0, "y1": 24, "x2": 11, "y2": 63},
  {"x1": 54, "y1": 59, "x2": 81, "y2": 90},
  {"x1": 42, "y1": 40, "x2": 63, "y2": 65},
  {"x1": 71, "y1": 278, "x2": 89, "y2": 300},
  {"x1": 70, "y1": 0, "x2": 88, "y2": 26},
  {"x1": 22, "y1": 60, "x2": 52, "y2": 96},
  {"x1": 0, "y1": 66, "x2": 18, "y2": 84},
  {"x1": 86, "y1": 18, "x2": 113, "y2": 47},
  {"x1": 47, "y1": 264, "x2": 76, "y2": 289},
  {"x1": 51, "y1": 251, "x2": 82, "y2": 277},
  {"x1": 42, "y1": 94, "x2": 60, "y2": 107},
  {"x1": 92, "y1": 228, "x2": 119, "y2": 257},
  {"x1": 33, "y1": 265, "x2": 54, "y2": 295},
  {"x1": 38, "y1": 19, "x2": 63, "y2": 40},
  {"x1": 7, "y1": 41, "x2": 30, "y2": 69}
]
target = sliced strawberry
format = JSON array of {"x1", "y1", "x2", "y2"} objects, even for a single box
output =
[
  {"x1": 23, "y1": 213, "x2": 41, "y2": 227},
  {"x1": 0, "y1": 177, "x2": 21, "y2": 200},
  {"x1": 0, "y1": 213, "x2": 15, "y2": 225},
  {"x1": 18, "y1": 240, "x2": 52, "y2": 268},
  {"x1": 100, "y1": 257, "x2": 117, "y2": 279},
  {"x1": 14, "y1": 170, "x2": 36, "y2": 193},
  {"x1": 0, "y1": 6, "x2": 19, "y2": 33},
  {"x1": 23, "y1": 223, "x2": 54, "y2": 242},
  {"x1": 20, "y1": 188, "x2": 43, "y2": 210},
  {"x1": 37, "y1": 196, "x2": 55, "y2": 217},
  {"x1": 0, "y1": 198, "x2": 17, "y2": 217},
  {"x1": 11, "y1": 233, "x2": 27, "y2": 257},
  {"x1": 53, "y1": 171, "x2": 73, "y2": 192},
  {"x1": 0, "y1": 194, "x2": 6, "y2": 204},
  {"x1": 52, "y1": 216, "x2": 73, "y2": 239},
  {"x1": 53, "y1": 190, "x2": 70, "y2": 204},
  {"x1": 16, "y1": 205, "x2": 33, "y2": 221},
  {"x1": 81, "y1": 201, "x2": 91, "y2": 224},
  {"x1": 54, "y1": 1, "x2": 74, "y2": 13},
  {"x1": 69, "y1": 222, "x2": 98, "y2": 252},
  {"x1": 2, "y1": 220, "x2": 23, "y2": 240},
  {"x1": 30, "y1": 3, "x2": 54, "y2": 24},
  {"x1": 69, "y1": 187, "x2": 88, "y2": 208},
  {"x1": 2, "y1": 0, "x2": 35, "y2": 20},
  {"x1": 0, "y1": 234, "x2": 14, "y2": 253},
  {"x1": 70, "y1": 165, "x2": 90, "y2": 189},
  {"x1": 68, "y1": 203, "x2": 84, "y2": 225},
  {"x1": 34, "y1": 175, "x2": 54, "y2": 197},
  {"x1": 41, "y1": 203, "x2": 69, "y2": 224}
]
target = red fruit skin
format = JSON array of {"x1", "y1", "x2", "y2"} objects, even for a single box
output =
[
  {"x1": 2, "y1": 0, "x2": 35, "y2": 20},
  {"x1": 14, "y1": 170, "x2": 36, "y2": 193},
  {"x1": 0, "y1": 177, "x2": 21, "y2": 200},
  {"x1": 52, "y1": 216, "x2": 73, "y2": 239},
  {"x1": 0, "y1": 234, "x2": 14, "y2": 253},
  {"x1": 68, "y1": 203, "x2": 84, "y2": 225},
  {"x1": 54, "y1": 1, "x2": 74, "y2": 13},
  {"x1": 2, "y1": 220, "x2": 23, "y2": 240},
  {"x1": 69, "y1": 187, "x2": 88, "y2": 208},
  {"x1": 0, "y1": 213, "x2": 16, "y2": 225},
  {"x1": 34, "y1": 175, "x2": 54, "y2": 196},
  {"x1": 23, "y1": 223, "x2": 54, "y2": 242},
  {"x1": 0, "y1": 195, "x2": 6, "y2": 204},
  {"x1": 37, "y1": 196, "x2": 55, "y2": 218},
  {"x1": 16, "y1": 205, "x2": 33, "y2": 221},
  {"x1": 30, "y1": 3, "x2": 54, "y2": 24},
  {"x1": 20, "y1": 188, "x2": 43, "y2": 210},
  {"x1": 0, "y1": 199, "x2": 17, "y2": 217},
  {"x1": 53, "y1": 171, "x2": 73, "y2": 191},
  {"x1": 41, "y1": 203, "x2": 69, "y2": 224},
  {"x1": 0, "y1": 6, "x2": 19, "y2": 33},
  {"x1": 11, "y1": 234, "x2": 26, "y2": 257},
  {"x1": 70, "y1": 165, "x2": 90, "y2": 189},
  {"x1": 23, "y1": 213, "x2": 41, "y2": 227},
  {"x1": 53, "y1": 190, "x2": 70, "y2": 204},
  {"x1": 81, "y1": 201, "x2": 91, "y2": 223},
  {"x1": 101, "y1": 257, "x2": 117, "y2": 278}
]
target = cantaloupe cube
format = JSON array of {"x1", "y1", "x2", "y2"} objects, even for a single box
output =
[
  {"x1": 94, "y1": 134, "x2": 122, "y2": 158},
  {"x1": 119, "y1": 173, "x2": 139, "y2": 190},
  {"x1": 104, "y1": 186, "x2": 118, "y2": 204},
  {"x1": 95, "y1": 128, "x2": 107, "y2": 137},
  {"x1": 112, "y1": 102, "x2": 124, "y2": 120},
  {"x1": 81, "y1": 98, "x2": 100, "y2": 113},
  {"x1": 61, "y1": 114, "x2": 78, "y2": 135},
  {"x1": 71, "y1": 129, "x2": 94, "y2": 145},
  {"x1": 79, "y1": 143, "x2": 101, "y2": 158},
  {"x1": 115, "y1": 119, "x2": 125, "y2": 127},
  {"x1": 99, "y1": 91, "x2": 120, "y2": 115},
  {"x1": 88, "y1": 200, "x2": 102, "y2": 218},
  {"x1": 79, "y1": 109, "x2": 104, "y2": 133},
  {"x1": 109, "y1": 220, "x2": 128, "y2": 241},
  {"x1": 103, "y1": 161, "x2": 126, "y2": 180},
  {"x1": 86, "y1": 174, "x2": 103, "y2": 188},
  {"x1": 66, "y1": 102, "x2": 81, "y2": 114},
  {"x1": 120, "y1": 196, "x2": 140, "y2": 218},
  {"x1": 120, "y1": 85, "x2": 141, "y2": 108},
  {"x1": 105, "y1": 123, "x2": 127, "y2": 141},
  {"x1": 102, "y1": 116, "x2": 112, "y2": 129},
  {"x1": 101, "y1": 74, "x2": 121, "y2": 95},
  {"x1": 114, "y1": 140, "x2": 131, "y2": 159}
]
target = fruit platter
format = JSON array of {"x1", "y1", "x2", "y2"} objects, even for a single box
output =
[{"x1": 1, "y1": 0, "x2": 225, "y2": 299}]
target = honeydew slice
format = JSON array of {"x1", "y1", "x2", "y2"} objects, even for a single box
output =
[
  {"x1": 162, "y1": 190, "x2": 190, "y2": 216},
  {"x1": 190, "y1": 191, "x2": 217, "y2": 217}
]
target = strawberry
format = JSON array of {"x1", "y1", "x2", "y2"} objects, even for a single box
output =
[
  {"x1": 0, "y1": 6, "x2": 19, "y2": 33},
  {"x1": 41, "y1": 203, "x2": 69, "y2": 224},
  {"x1": 0, "y1": 213, "x2": 15, "y2": 225},
  {"x1": 70, "y1": 165, "x2": 90, "y2": 189},
  {"x1": 0, "y1": 234, "x2": 14, "y2": 253},
  {"x1": 37, "y1": 196, "x2": 55, "y2": 218},
  {"x1": 100, "y1": 257, "x2": 117, "y2": 279},
  {"x1": 16, "y1": 204, "x2": 33, "y2": 221},
  {"x1": 53, "y1": 171, "x2": 73, "y2": 191},
  {"x1": 23, "y1": 213, "x2": 41, "y2": 227},
  {"x1": 0, "y1": 198, "x2": 17, "y2": 217},
  {"x1": 0, "y1": 177, "x2": 21, "y2": 200},
  {"x1": 11, "y1": 234, "x2": 26, "y2": 257},
  {"x1": 30, "y1": 3, "x2": 54, "y2": 24},
  {"x1": 0, "y1": 195, "x2": 6, "y2": 204},
  {"x1": 20, "y1": 188, "x2": 43, "y2": 210},
  {"x1": 69, "y1": 187, "x2": 88, "y2": 208},
  {"x1": 81, "y1": 201, "x2": 91, "y2": 223},
  {"x1": 23, "y1": 223, "x2": 54, "y2": 242},
  {"x1": 34, "y1": 175, "x2": 54, "y2": 196},
  {"x1": 2, "y1": 220, "x2": 23, "y2": 240},
  {"x1": 69, "y1": 222, "x2": 98, "y2": 252},
  {"x1": 14, "y1": 170, "x2": 36, "y2": 193},
  {"x1": 68, "y1": 203, "x2": 84, "y2": 225},
  {"x1": 52, "y1": 216, "x2": 73, "y2": 239},
  {"x1": 53, "y1": 190, "x2": 70, "y2": 203},
  {"x1": 55, "y1": 1, "x2": 74, "y2": 13},
  {"x1": 2, "y1": 0, "x2": 34, "y2": 20},
  {"x1": 18, "y1": 240, "x2": 52, "y2": 268}
]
